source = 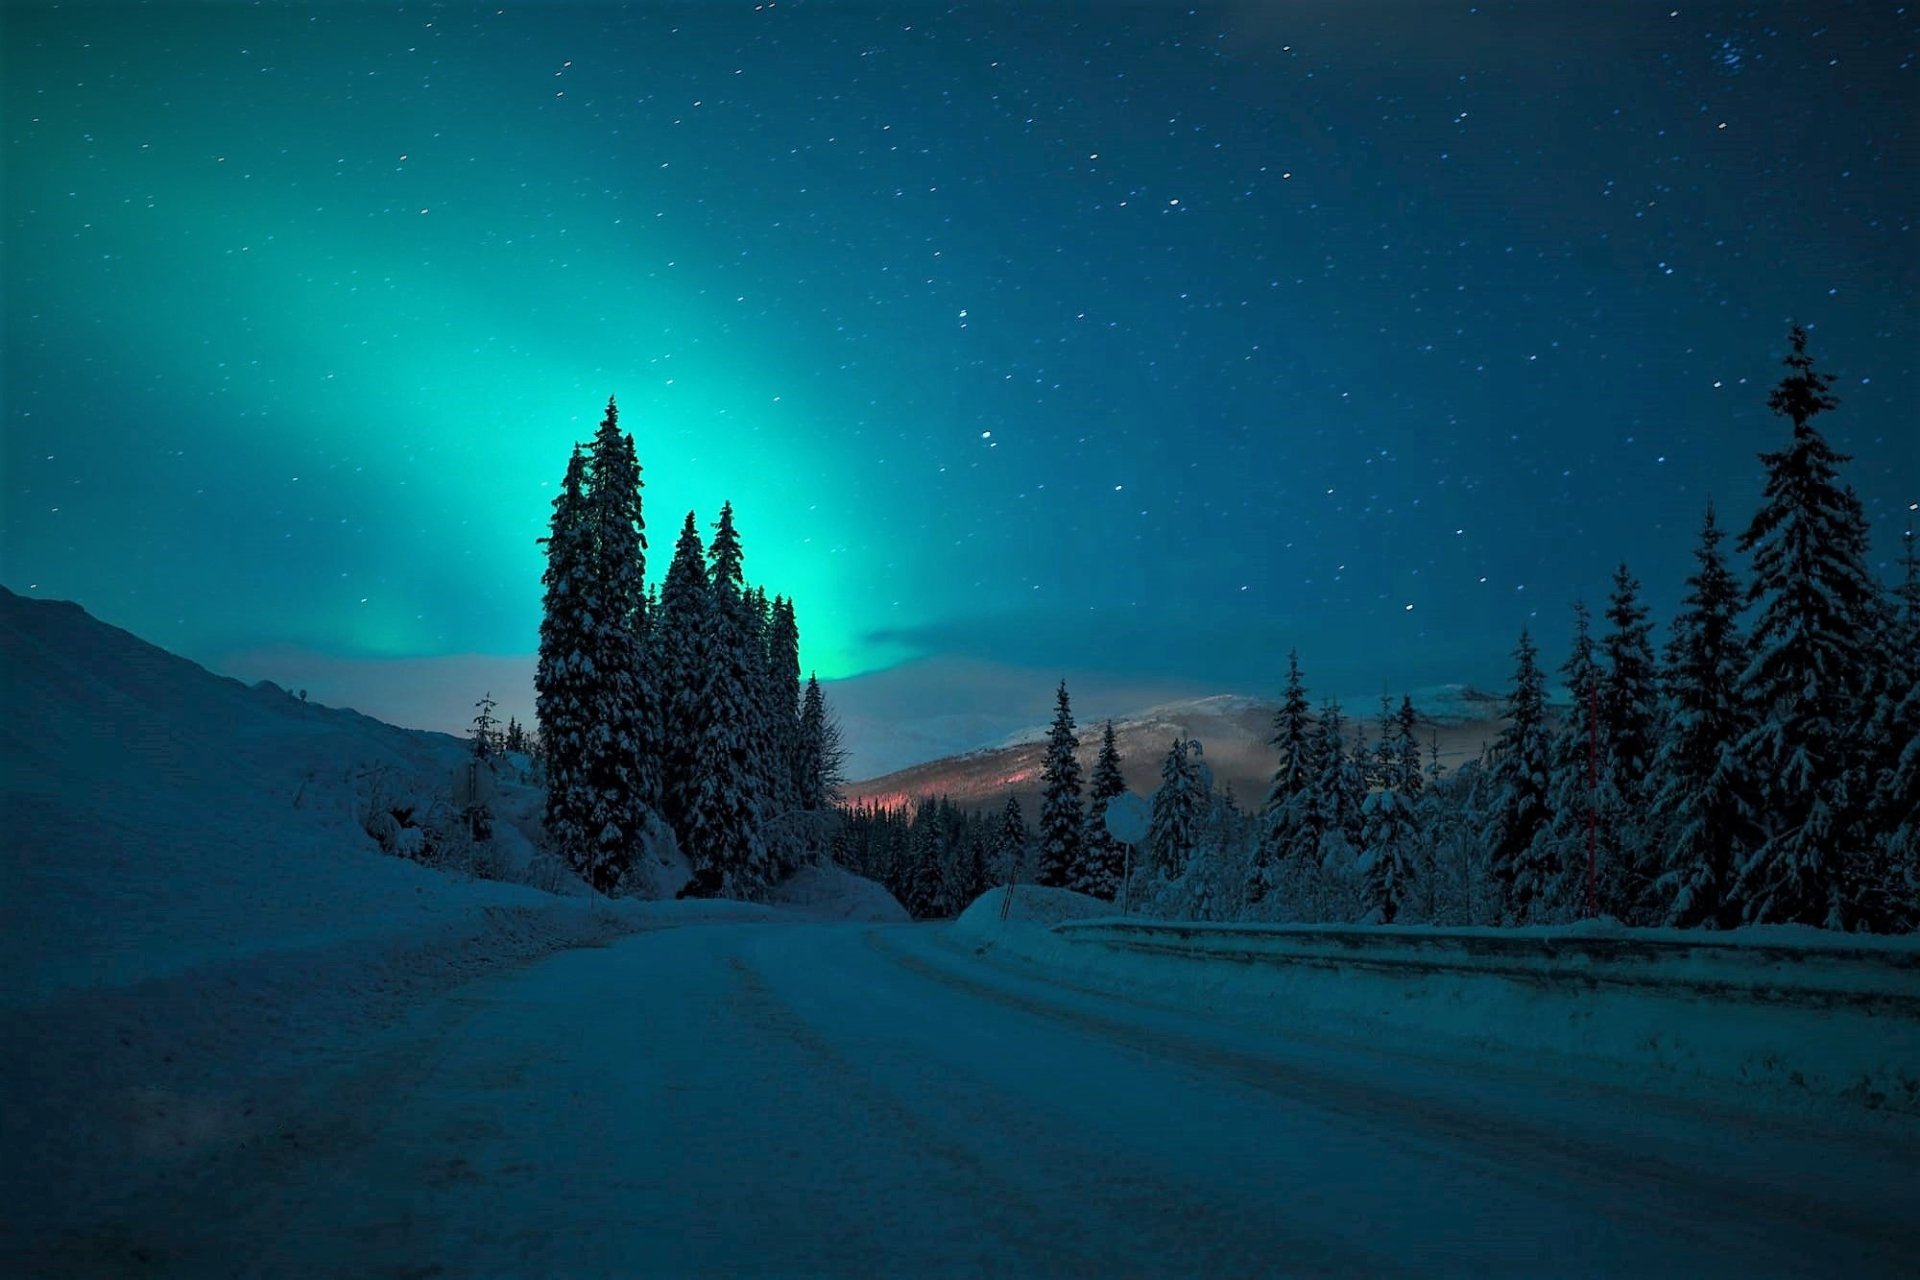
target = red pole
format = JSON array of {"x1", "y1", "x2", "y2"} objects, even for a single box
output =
[{"x1": 1586, "y1": 681, "x2": 1600, "y2": 919}]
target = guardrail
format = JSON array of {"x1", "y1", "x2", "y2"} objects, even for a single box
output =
[{"x1": 1051, "y1": 919, "x2": 1920, "y2": 1016}]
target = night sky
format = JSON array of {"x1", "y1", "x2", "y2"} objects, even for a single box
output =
[{"x1": 4, "y1": 3, "x2": 1915, "y2": 775}]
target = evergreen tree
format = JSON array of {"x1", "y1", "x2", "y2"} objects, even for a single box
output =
[
  {"x1": 962, "y1": 828, "x2": 994, "y2": 911},
  {"x1": 767, "y1": 596, "x2": 804, "y2": 809},
  {"x1": 1035, "y1": 681, "x2": 1085, "y2": 889},
  {"x1": 655, "y1": 512, "x2": 711, "y2": 842},
  {"x1": 1311, "y1": 700, "x2": 1367, "y2": 856},
  {"x1": 685, "y1": 502, "x2": 772, "y2": 897},
  {"x1": 1251, "y1": 650, "x2": 1315, "y2": 902},
  {"x1": 1395, "y1": 695, "x2": 1424, "y2": 799},
  {"x1": 1371, "y1": 694, "x2": 1399, "y2": 789},
  {"x1": 1482, "y1": 628, "x2": 1553, "y2": 923},
  {"x1": 535, "y1": 446, "x2": 596, "y2": 879},
  {"x1": 1598, "y1": 563, "x2": 1661, "y2": 921},
  {"x1": 1073, "y1": 719, "x2": 1127, "y2": 900},
  {"x1": 995, "y1": 795, "x2": 1029, "y2": 884},
  {"x1": 572, "y1": 398, "x2": 656, "y2": 892},
  {"x1": 1728, "y1": 327, "x2": 1885, "y2": 928},
  {"x1": 1653, "y1": 504, "x2": 1754, "y2": 927},
  {"x1": 905, "y1": 799, "x2": 948, "y2": 918},
  {"x1": 1146, "y1": 737, "x2": 1200, "y2": 879},
  {"x1": 470, "y1": 691, "x2": 499, "y2": 762},
  {"x1": 1359, "y1": 784, "x2": 1417, "y2": 924},
  {"x1": 1853, "y1": 514, "x2": 1920, "y2": 931},
  {"x1": 796, "y1": 673, "x2": 845, "y2": 810},
  {"x1": 1531, "y1": 602, "x2": 1605, "y2": 923}
]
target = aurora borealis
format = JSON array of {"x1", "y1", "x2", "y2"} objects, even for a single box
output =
[{"x1": 3, "y1": 3, "x2": 1915, "y2": 775}]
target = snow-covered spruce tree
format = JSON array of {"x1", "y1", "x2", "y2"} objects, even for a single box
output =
[
  {"x1": 535, "y1": 446, "x2": 597, "y2": 879},
  {"x1": 1371, "y1": 694, "x2": 1400, "y2": 789},
  {"x1": 1481, "y1": 629, "x2": 1553, "y2": 924},
  {"x1": 961, "y1": 828, "x2": 994, "y2": 910},
  {"x1": 571, "y1": 398, "x2": 657, "y2": 893},
  {"x1": 1728, "y1": 326, "x2": 1886, "y2": 929},
  {"x1": 1312, "y1": 701, "x2": 1367, "y2": 854},
  {"x1": 1146, "y1": 736, "x2": 1200, "y2": 881},
  {"x1": 1035, "y1": 680, "x2": 1085, "y2": 889},
  {"x1": 1867, "y1": 674, "x2": 1920, "y2": 931},
  {"x1": 796, "y1": 673, "x2": 845, "y2": 810},
  {"x1": 654, "y1": 512, "x2": 710, "y2": 845},
  {"x1": 1395, "y1": 695, "x2": 1424, "y2": 800},
  {"x1": 1530, "y1": 602, "x2": 1605, "y2": 925},
  {"x1": 1250, "y1": 649, "x2": 1314, "y2": 903},
  {"x1": 1359, "y1": 781, "x2": 1416, "y2": 925},
  {"x1": 1851, "y1": 515, "x2": 1920, "y2": 931},
  {"x1": 1073, "y1": 719, "x2": 1127, "y2": 900},
  {"x1": 1598, "y1": 563, "x2": 1661, "y2": 921},
  {"x1": 743, "y1": 586, "x2": 781, "y2": 816},
  {"x1": 904, "y1": 798, "x2": 947, "y2": 918},
  {"x1": 685, "y1": 502, "x2": 772, "y2": 898},
  {"x1": 1858, "y1": 517, "x2": 1920, "y2": 929},
  {"x1": 1652, "y1": 503, "x2": 1755, "y2": 928},
  {"x1": 768, "y1": 596, "x2": 804, "y2": 810},
  {"x1": 1305, "y1": 706, "x2": 1370, "y2": 920},
  {"x1": 995, "y1": 794, "x2": 1029, "y2": 885}
]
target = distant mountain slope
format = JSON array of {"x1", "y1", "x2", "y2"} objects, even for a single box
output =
[{"x1": 844, "y1": 686, "x2": 1515, "y2": 816}]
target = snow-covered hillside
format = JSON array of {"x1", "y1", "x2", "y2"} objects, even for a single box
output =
[
  {"x1": 0, "y1": 588, "x2": 914, "y2": 1253},
  {"x1": 0, "y1": 587, "x2": 609, "y2": 1005}
]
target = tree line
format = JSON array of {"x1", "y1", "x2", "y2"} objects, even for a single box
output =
[
  {"x1": 860, "y1": 328, "x2": 1914, "y2": 933},
  {"x1": 536, "y1": 398, "x2": 844, "y2": 899},
  {"x1": 1125, "y1": 327, "x2": 1915, "y2": 934}
]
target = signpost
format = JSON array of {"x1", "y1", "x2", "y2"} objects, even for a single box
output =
[{"x1": 1103, "y1": 791, "x2": 1151, "y2": 915}]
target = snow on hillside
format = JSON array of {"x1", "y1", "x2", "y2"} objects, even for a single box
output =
[
  {"x1": 0, "y1": 588, "x2": 799, "y2": 1245},
  {"x1": 0, "y1": 588, "x2": 602, "y2": 1006}
]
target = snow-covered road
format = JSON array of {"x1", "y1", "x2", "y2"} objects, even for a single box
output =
[{"x1": 88, "y1": 922, "x2": 1920, "y2": 1278}]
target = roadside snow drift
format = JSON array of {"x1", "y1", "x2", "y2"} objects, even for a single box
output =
[
  {"x1": 953, "y1": 904, "x2": 1920, "y2": 1115},
  {"x1": 768, "y1": 862, "x2": 912, "y2": 922}
]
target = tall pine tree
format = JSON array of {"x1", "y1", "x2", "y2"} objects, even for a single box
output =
[
  {"x1": 1728, "y1": 326, "x2": 1885, "y2": 928},
  {"x1": 577, "y1": 397, "x2": 656, "y2": 892},
  {"x1": 1073, "y1": 719, "x2": 1127, "y2": 900},
  {"x1": 535, "y1": 446, "x2": 597, "y2": 881},
  {"x1": 1653, "y1": 503, "x2": 1753, "y2": 927},
  {"x1": 1531, "y1": 602, "x2": 1605, "y2": 923},
  {"x1": 1035, "y1": 681, "x2": 1085, "y2": 889},
  {"x1": 685, "y1": 502, "x2": 772, "y2": 897},
  {"x1": 1598, "y1": 563, "x2": 1660, "y2": 921},
  {"x1": 767, "y1": 596, "x2": 804, "y2": 810},
  {"x1": 1146, "y1": 737, "x2": 1200, "y2": 879},
  {"x1": 1482, "y1": 628, "x2": 1553, "y2": 924},
  {"x1": 995, "y1": 795, "x2": 1029, "y2": 885},
  {"x1": 796, "y1": 673, "x2": 844, "y2": 810},
  {"x1": 655, "y1": 512, "x2": 711, "y2": 845},
  {"x1": 1250, "y1": 650, "x2": 1315, "y2": 902}
]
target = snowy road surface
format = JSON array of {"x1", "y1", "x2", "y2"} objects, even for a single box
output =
[{"x1": 72, "y1": 922, "x2": 1920, "y2": 1278}]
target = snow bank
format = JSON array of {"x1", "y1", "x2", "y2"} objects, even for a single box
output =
[
  {"x1": 768, "y1": 863, "x2": 912, "y2": 922},
  {"x1": 953, "y1": 884, "x2": 1115, "y2": 932},
  {"x1": 954, "y1": 912, "x2": 1920, "y2": 1116}
]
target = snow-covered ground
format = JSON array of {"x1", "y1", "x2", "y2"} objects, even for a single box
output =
[
  {"x1": 954, "y1": 896, "x2": 1920, "y2": 1117},
  {"x1": 11, "y1": 919, "x2": 1915, "y2": 1277}
]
